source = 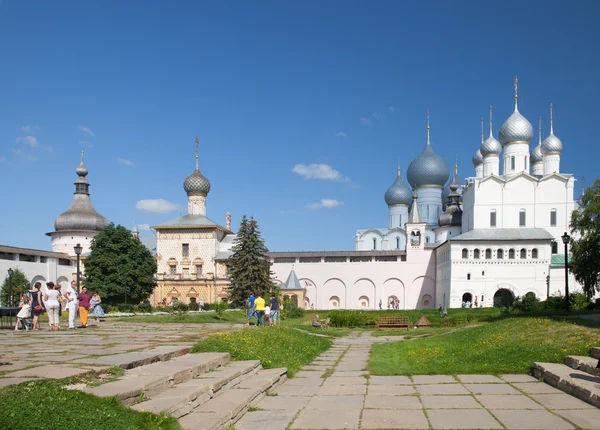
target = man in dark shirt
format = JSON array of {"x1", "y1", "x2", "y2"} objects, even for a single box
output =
[
  {"x1": 78, "y1": 287, "x2": 92, "y2": 328},
  {"x1": 270, "y1": 295, "x2": 279, "y2": 326}
]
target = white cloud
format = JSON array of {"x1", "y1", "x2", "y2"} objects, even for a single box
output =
[
  {"x1": 373, "y1": 112, "x2": 385, "y2": 122},
  {"x1": 80, "y1": 140, "x2": 93, "y2": 148},
  {"x1": 136, "y1": 199, "x2": 180, "y2": 214},
  {"x1": 388, "y1": 105, "x2": 395, "y2": 113},
  {"x1": 136, "y1": 224, "x2": 151, "y2": 231},
  {"x1": 21, "y1": 125, "x2": 39, "y2": 134},
  {"x1": 79, "y1": 125, "x2": 95, "y2": 137},
  {"x1": 17, "y1": 135, "x2": 39, "y2": 147},
  {"x1": 360, "y1": 117, "x2": 373, "y2": 127},
  {"x1": 336, "y1": 131, "x2": 348, "y2": 138},
  {"x1": 117, "y1": 157, "x2": 135, "y2": 167},
  {"x1": 292, "y1": 163, "x2": 345, "y2": 181},
  {"x1": 307, "y1": 198, "x2": 344, "y2": 210}
]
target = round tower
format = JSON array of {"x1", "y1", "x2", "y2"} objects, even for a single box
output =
[
  {"x1": 184, "y1": 137, "x2": 211, "y2": 216},
  {"x1": 541, "y1": 104, "x2": 563, "y2": 175}
]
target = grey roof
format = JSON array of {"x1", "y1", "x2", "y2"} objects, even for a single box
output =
[
  {"x1": 0, "y1": 245, "x2": 71, "y2": 259},
  {"x1": 282, "y1": 269, "x2": 303, "y2": 290},
  {"x1": 384, "y1": 168, "x2": 412, "y2": 206},
  {"x1": 408, "y1": 193, "x2": 421, "y2": 223},
  {"x1": 269, "y1": 250, "x2": 406, "y2": 258},
  {"x1": 451, "y1": 228, "x2": 554, "y2": 242},
  {"x1": 215, "y1": 251, "x2": 234, "y2": 261},
  {"x1": 153, "y1": 214, "x2": 227, "y2": 230}
]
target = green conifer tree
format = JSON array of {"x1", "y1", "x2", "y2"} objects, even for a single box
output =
[{"x1": 0, "y1": 268, "x2": 30, "y2": 306}]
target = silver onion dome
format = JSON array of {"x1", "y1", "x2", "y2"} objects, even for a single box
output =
[
  {"x1": 481, "y1": 106, "x2": 502, "y2": 156},
  {"x1": 384, "y1": 167, "x2": 412, "y2": 206},
  {"x1": 54, "y1": 150, "x2": 109, "y2": 232},
  {"x1": 184, "y1": 137, "x2": 211, "y2": 195},
  {"x1": 499, "y1": 78, "x2": 533, "y2": 145},
  {"x1": 531, "y1": 116, "x2": 543, "y2": 164},
  {"x1": 407, "y1": 114, "x2": 450, "y2": 188},
  {"x1": 472, "y1": 149, "x2": 483, "y2": 167},
  {"x1": 541, "y1": 104, "x2": 563, "y2": 155}
]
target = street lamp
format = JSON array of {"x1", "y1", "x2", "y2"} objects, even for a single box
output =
[
  {"x1": 546, "y1": 275, "x2": 550, "y2": 299},
  {"x1": 74, "y1": 243, "x2": 83, "y2": 293},
  {"x1": 561, "y1": 232, "x2": 571, "y2": 311},
  {"x1": 7, "y1": 268, "x2": 13, "y2": 307}
]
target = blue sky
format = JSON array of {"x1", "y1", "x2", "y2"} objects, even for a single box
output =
[{"x1": 1, "y1": 0, "x2": 599, "y2": 252}]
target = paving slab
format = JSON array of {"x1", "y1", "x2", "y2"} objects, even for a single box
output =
[
  {"x1": 368, "y1": 384, "x2": 416, "y2": 396},
  {"x1": 235, "y1": 410, "x2": 296, "y2": 430},
  {"x1": 331, "y1": 371, "x2": 367, "y2": 377},
  {"x1": 293, "y1": 370, "x2": 325, "y2": 378},
  {"x1": 291, "y1": 407, "x2": 360, "y2": 429},
  {"x1": 476, "y1": 394, "x2": 544, "y2": 409},
  {"x1": 369, "y1": 375, "x2": 412, "y2": 385},
  {"x1": 304, "y1": 394, "x2": 364, "y2": 410},
  {"x1": 501, "y1": 374, "x2": 539, "y2": 383},
  {"x1": 513, "y1": 382, "x2": 564, "y2": 394},
  {"x1": 178, "y1": 411, "x2": 228, "y2": 430},
  {"x1": 420, "y1": 394, "x2": 482, "y2": 409},
  {"x1": 531, "y1": 393, "x2": 597, "y2": 409},
  {"x1": 412, "y1": 375, "x2": 456, "y2": 384},
  {"x1": 300, "y1": 365, "x2": 332, "y2": 371},
  {"x1": 269, "y1": 384, "x2": 320, "y2": 397},
  {"x1": 427, "y1": 409, "x2": 503, "y2": 429},
  {"x1": 464, "y1": 383, "x2": 521, "y2": 395},
  {"x1": 493, "y1": 409, "x2": 574, "y2": 429},
  {"x1": 322, "y1": 376, "x2": 366, "y2": 386},
  {"x1": 457, "y1": 374, "x2": 503, "y2": 383},
  {"x1": 554, "y1": 409, "x2": 600, "y2": 429},
  {"x1": 317, "y1": 384, "x2": 366, "y2": 395},
  {"x1": 284, "y1": 377, "x2": 323, "y2": 386},
  {"x1": 334, "y1": 364, "x2": 366, "y2": 371},
  {"x1": 7, "y1": 365, "x2": 93, "y2": 379},
  {"x1": 361, "y1": 408, "x2": 429, "y2": 429},
  {"x1": 364, "y1": 394, "x2": 422, "y2": 409},
  {"x1": 416, "y1": 384, "x2": 470, "y2": 395},
  {"x1": 254, "y1": 395, "x2": 311, "y2": 411}
]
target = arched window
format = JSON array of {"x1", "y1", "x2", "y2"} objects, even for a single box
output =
[
  {"x1": 422, "y1": 294, "x2": 432, "y2": 306},
  {"x1": 519, "y1": 209, "x2": 526, "y2": 227},
  {"x1": 474, "y1": 249, "x2": 480, "y2": 259},
  {"x1": 497, "y1": 249, "x2": 504, "y2": 259},
  {"x1": 462, "y1": 248, "x2": 468, "y2": 259},
  {"x1": 490, "y1": 210, "x2": 497, "y2": 228},
  {"x1": 520, "y1": 248, "x2": 527, "y2": 259},
  {"x1": 550, "y1": 209, "x2": 557, "y2": 227},
  {"x1": 373, "y1": 238, "x2": 377, "y2": 250},
  {"x1": 467, "y1": 273, "x2": 471, "y2": 280},
  {"x1": 551, "y1": 241, "x2": 558, "y2": 254},
  {"x1": 485, "y1": 249, "x2": 492, "y2": 259},
  {"x1": 511, "y1": 156, "x2": 516, "y2": 171},
  {"x1": 509, "y1": 249, "x2": 515, "y2": 259},
  {"x1": 532, "y1": 248, "x2": 538, "y2": 259},
  {"x1": 396, "y1": 237, "x2": 400, "y2": 249}
]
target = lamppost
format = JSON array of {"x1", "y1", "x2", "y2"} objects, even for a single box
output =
[
  {"x1": 74, "y1": 243, "x2": 83, "y2": 293},
  {"x1": 7, "y1": 268, "x2": 13, "y2": 307},
  {"x1": 546, "y1": 275, "x2": 550, "y2": 299},
  {"x1": 561, "y1": 232, "x2": 571, "y2": 311}
]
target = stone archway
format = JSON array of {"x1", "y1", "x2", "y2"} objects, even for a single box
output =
[
  {"x1": 494, "y1": 288, "x2": 514, "y2": 307},
  {"x1": 462, "y1": 292, "x2": 473, "y2": 304}
]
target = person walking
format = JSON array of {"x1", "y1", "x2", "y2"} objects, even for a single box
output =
[
  {"x1": 78, "y1": 286, "x2": 91, "y2": 328},
  {"x1": 246, "y1": 293, "x2": 256, "y2": 326},
  {"x1": 30, "y1": 282, "x2": 44, "y2": 330},
  {"x1": 270, "y1": 294, "x2": 279, "y2": 326},
  {"x1": 44, "y1": 282, "x2": 61, "y2": 331},
  {"x1": 64, "y1": 281, "x2": 79, "y2": 329},
  {"x1": 254, "y1": 293, "x2": 265, "y2": 326},
  {"x1": 90, "y1": 290, "x2": 105, "y2": 322}
]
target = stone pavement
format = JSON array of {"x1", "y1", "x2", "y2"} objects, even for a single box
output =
[
  {"x1": 0, "y1": 320, "x2": 240, "y2": 385},
  {"x1": 236, "y1": 332, "x2": 600, "y2": 430}
]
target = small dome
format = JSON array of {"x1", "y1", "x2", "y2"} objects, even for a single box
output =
[
  {"x1": 75, "y1": 162, "x2": 88, "y2": 177},
  {"x1": 407, "y1": 122, "x2": 449, "y2": 188},
  {"x1": 481, "y1": 135, "x2": 502, "y2": 157},
  {"x1": 541, "y1": 105, "x2": 562, "y2": 155},
  {"x1": 531, "y1": 144, "x2": 543, "y2": 164},
  {"x1": 384, "y1": 168, "x2": 412, "y2": 206},
  {"x1": 184, "y1": 170, "x2": 211, "y2": 195},
  {"x1": 472, "y1": 149, "x2": 483, "y2": 167}
]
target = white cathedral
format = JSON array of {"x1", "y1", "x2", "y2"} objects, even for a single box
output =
[{"x1": 149, "y1": 79, "x2": 587, "y2": 310}]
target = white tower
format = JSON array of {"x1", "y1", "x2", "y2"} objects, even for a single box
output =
[
  {"x1": 499, "y1": 77, "x2": 533, "y2": 177},
  {"x1": 531, "y1": 117, "x2": 544, "y2": 175},
  {"x1": 183, "y1": 137, "x2": 211, "y2": 216},
  {"x1": 481, "y1": 106, "x2": 501, "y2": 176},
  {"x1": 542, "y1": 104, "x2": 563, "y2": 175}
]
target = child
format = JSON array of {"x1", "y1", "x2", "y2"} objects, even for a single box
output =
[
  {"x1": 264, "y1": 304, "x2": 271, "y2": 326},
  {"x1": 15, "y1": 296, "x2": 31, "y2": 331}
]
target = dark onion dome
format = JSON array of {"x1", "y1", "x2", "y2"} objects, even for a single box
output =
[
  {"x1": 384, "y1": 167, "x2": 412, "y2": 206},
  {"x1": 439, "y1": 166, "x2": 462, "y2": 227},
  {"x1": 499, "y1": 77, "x2": 533, "y2": 146},
  {"x1": 184, "y1": 137, "x2": 211, "y2": 195},
  {"x1": 54, "y1": 150, "x2": 109, "y2": 232},
  {"x1": 407, "y1": 114, "x2": 449, "y2": 188},
  {"x1": 481, "y1": 106, "x2": 502, "y2": 156},
  {"x1": 541, "y1": 104, "x2": 563, "y2": 155}
]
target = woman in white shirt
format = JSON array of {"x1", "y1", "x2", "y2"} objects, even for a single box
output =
[{"x1": 43, "y1": 282, "x2": 61, "y2": 331}]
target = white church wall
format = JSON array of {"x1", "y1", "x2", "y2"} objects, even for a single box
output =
[{"x1": 50, "y1": 230, "x2": 97, "y2": 255}]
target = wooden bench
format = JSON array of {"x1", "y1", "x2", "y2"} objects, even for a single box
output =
[{"x1": 377, "y1": 315, "x2": 410, "y2": 329}]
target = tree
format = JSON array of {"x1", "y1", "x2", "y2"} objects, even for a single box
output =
[
  {"x1": 84, "y1": 223, "x2": 156, "y2": 305},
  {"x1": 570, "y1": 179, "x2": 600, "y2": 298},
  {"x1": 0, "y1": 268, "x2": 30, "y2": 306},
  {"x1": 227, "y1": 216, "x2": 276, "y2": 307}
]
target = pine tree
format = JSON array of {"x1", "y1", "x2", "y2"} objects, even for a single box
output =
[
  {"x1": 227, "y1": 216, "x2": 275, "y2": 307},
  {"x1": 0, "y1": 268, "x2": 30, "y2": 306},
  {"x1": 84, "y1": 223, "x2": 157, "y2": 305}
]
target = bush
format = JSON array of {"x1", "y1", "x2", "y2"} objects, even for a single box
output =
[
  {"x1": 512, "y1": 294, "x2": 543, "y2": 313},
  {"x1": 116, "y1": 303, "x2": 134, "y2": 313},
  {"x1": 214, "y1": 301, "x2": 228, "y2": 319},
  {"x1": 570, "y1": 292, "x2": 591, "y2": 311},
  {"x1": 175, "y1": 302, "x2": 189, "y2": 312},
  {"x1": 542, "y1": 295, "x2": 567, "y2": 311},
  {"x1": 328, "y1": 310, "x2": 376, "y2": 327},
  {"x1": 287, "y1": 307, "x2": 305, "y2": 318},
  {"x1": 189, "y1": 301, "x2": 199, "y2": 311},
  {"x1": 103, "y1": 303, "x2": 112, "y2": 314},
  {"x1": 135, "y1": 302, "x2": 152, "y2": 313}
]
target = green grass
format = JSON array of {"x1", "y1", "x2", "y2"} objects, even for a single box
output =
[
  {"x1": 369, "y1": 316, "x2": 600, "y2": 375},
  {"x1": 114, "y1": 310, "x2": 247, "y2": 324},
  {"x1": 191, "y1": 326, "x2": 332, "y2": 377},
  {"x1": 0, "y1": 380, "x2": 181, "y2": 430}
]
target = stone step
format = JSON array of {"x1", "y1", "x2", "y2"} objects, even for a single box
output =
[
  {"x1": 532, "y1": 362, "x2": 600, "y2": 408},
  {"x1": 591, "y1": 347, "x2": 600, "y2": 360},
  {"x1": 72, "y1": 345, "x2": 191, "y2": 370},
  {"x1": 82, "y1": 352, "x2": 229, "y2": 406},
  {"x1": 129, "y1": 360, "x2": 261, "y2": 418},
  {"x1": 564, "y1": 355, "x2": 600, "y2": 377},
  {"x1": 178, "y1": 368, "x2": 287, "y2": 430}
]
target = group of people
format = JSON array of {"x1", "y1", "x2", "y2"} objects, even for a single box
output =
[
  {"x1": 15, "y1": 281, "x2": 105, "y2": 331},
  {"x1": 461, "y1": 299, "x2": 478, "y2": 308},
  {"x1": 378, "y1": 297, "x2": 401, "y2": 310},
  {"x1": 246, "y1": 293, "x2": 279, "y2": 326}
]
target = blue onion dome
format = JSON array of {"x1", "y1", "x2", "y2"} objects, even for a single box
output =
[
  {"x1": 407, "y1": 118, "x2": 449, "y2": 188},
  {"x1": 499, "y1": 78, "x2": 533, "y2": 146},
  {"x1": 541, "y1": 104, "x2": 563, "y2": 155},
  {"x1": 472, "y1": 149, "x2": 483, "y2": 167},
  {"x1": 183, "y1": 138, "x2": 211, "y2": 195},
  {"x1": 384, "y1": 167, "x2": 412, "y2": 206}
]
